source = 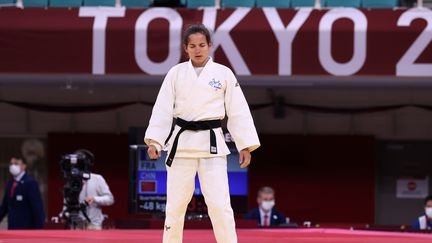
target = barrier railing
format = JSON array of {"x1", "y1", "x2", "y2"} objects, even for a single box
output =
[
  {"x1": 315, "y1": 0, "x2": 321, "y2": 9},
  {"x1": 418, "y1": 0, "x2": 423, "y2": 8}
]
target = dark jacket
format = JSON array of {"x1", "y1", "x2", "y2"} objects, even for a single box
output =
[
  {"x1": 243, "y1": 207, "x2": 287, "y2": 226},
  {"x1": 0, "y1": 173, "x2": 45, "y2": 229},
  {"x1": 412, "y1": 215, "x2": 432, "y2": 230}
]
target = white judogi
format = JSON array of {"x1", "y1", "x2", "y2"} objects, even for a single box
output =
[{"x1": 145, "y1": 57, "x2": 260, "y2": 243}]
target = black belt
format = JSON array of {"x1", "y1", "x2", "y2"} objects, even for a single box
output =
[{"x1": 165, "y1": 118, "x2": 222, "y2": 167}]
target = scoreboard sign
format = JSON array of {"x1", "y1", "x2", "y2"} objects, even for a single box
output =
[{"x1": 134, "y1": 133, "x2": 248, "y2": 214}]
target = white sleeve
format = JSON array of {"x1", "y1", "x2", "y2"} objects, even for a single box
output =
[
  {"x1": 224, "y1": 69, "x2": 260, "y2": 152},
  {"x1": 148, "y1": 139, "x2": 162, "y2": 152},
  {"x1": 94, "y1": 175, "x2": 114, "y2": 206},
  {"x1": 144, "y1": 67, "x2": 176, "y2": 148}
]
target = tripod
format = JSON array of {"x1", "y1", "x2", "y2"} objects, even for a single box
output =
[{"x1": 64, "y1": 202, "x2": 92, "y2": 230}]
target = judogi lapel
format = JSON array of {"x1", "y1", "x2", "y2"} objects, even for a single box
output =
[{"x1": 145, "y1": 57, "x2": 260, "y2": 158}]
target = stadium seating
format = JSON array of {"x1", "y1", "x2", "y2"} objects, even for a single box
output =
[
  {"x1": 49, "y1": 0, "x2": 82, "y2": 7},
  {"x1": 14, "y1": 0, "x2": 402, "y2": 9},
  {"x1": 291, "y1": 0, "x2": 316, "y2": 7},
  {"x1": 256, "y1": 0, "x2": 291, "y2": 8},
  {"x1": 221, "y1": 0, "x2": 255, "y2": 7},
  {"x1": 325, "y1": 0, "x2": 361, "y2": 7},
  {"x1": 362, "y1": 0, "x2": 399, "y2": 8},
  {"x1": 0, "y1": 0, "x2": 15, "y2": 6},
  {"x1": 83, "y1": 0, "x2": 115, "y2": 6},
  {"x1": 186, "y1": 0, "x2": 214, "y2": 8},
  {"x1": 424, "y1": 0, "x2": 432, "y2": 8},
  {"x1": 121, "y1": 0, "x2": 149, "y2": 7},
  {"x1": 23, "y1": 0, "x2": 48, "y2": 6}
]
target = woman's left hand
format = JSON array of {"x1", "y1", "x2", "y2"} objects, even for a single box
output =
[{"x1": 239, "y1": 149, "x2": 251, "y2": 169}]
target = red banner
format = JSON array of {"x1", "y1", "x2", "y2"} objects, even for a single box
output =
[{"x1": 0, "y1": 7, "x2": 431, "y2": 76}]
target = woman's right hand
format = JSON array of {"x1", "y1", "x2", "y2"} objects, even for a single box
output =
[{"x1": 147, "y1": 145, "x2": 161, "y2": 160}]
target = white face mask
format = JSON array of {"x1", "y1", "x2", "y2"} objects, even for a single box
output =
[
  {"x1": 9, "y1": 164, "x2": 21, "y2": 177},
  {"x1": 261, "y1": 200, "x2": 275, "y2": 211},
  {"x1": 425, "y1": 207, "x2": 432, "y2": 218}
]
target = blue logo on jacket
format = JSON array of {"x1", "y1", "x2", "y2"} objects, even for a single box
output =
[{"x1": 209, "y1": 78, "x2": 222, "y2": 90}]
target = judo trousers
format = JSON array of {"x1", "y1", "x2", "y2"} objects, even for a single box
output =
[{"x1": 163, "y1": 156, "x2": 237, "y2": 243}]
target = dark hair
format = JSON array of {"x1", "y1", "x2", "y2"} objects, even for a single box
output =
[
  {"x1": 11, "y1": 156, "x2": 27, "y2": 164},
  {"x1": 257, "y1": 186, "x2": 275, "y2": 197},
  {"x1": 182, "y1": 24, "x2": 212, "y2": 46},
  {"x1": 75, "y1": 149, "x2": 95, "y2": 163},
  {"x1": 425, "y1": 195, "x2": 432, "y2": 205}
]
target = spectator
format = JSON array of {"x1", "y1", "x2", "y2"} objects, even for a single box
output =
[
  {"x1": 0, "y1": 157, "x2": 45, "y2": 229},
  {"x1": 244, "y1": 186, "x2": 287, "y2": 227},
  {"x1": 412, "y1": 195, "x2": 432, "y2": 230}
]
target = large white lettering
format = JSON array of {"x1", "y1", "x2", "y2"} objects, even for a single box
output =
[
  {"x1": 263, "y1": 8, "x2": 312, "y2": 75},
  {"x1": 79, "y1": 7, "x2": 125, "y2": 75},
  {"x1": 135, "y1": 8, "x2": 182, "y2": 75},
  {"x1": 202, "y1": 8, "x2": 251, "y2": 75},
  {"x1": 397, "y1": 8, "x2": 432, "y2": 76},
  {"x1": 318, "y1": 8, "x2": 367, "y2": 76}
]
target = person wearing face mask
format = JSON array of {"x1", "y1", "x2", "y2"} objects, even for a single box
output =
[
  {"x1": 243, "y1": 186, "x2": 287, "y2": 227},
  {"x1": 411, "y1": 195, "x2": 432, "y2": 230},
  {"x1": 0, "y1": 157, "x2": 45, "y2": 229}
]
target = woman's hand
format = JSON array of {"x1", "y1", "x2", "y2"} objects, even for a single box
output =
[
  {"x1": 239, "y1": 148, "x2": 251, "y2": 168},
  {"x1": 147, "y1": 145, "x2": 161, "y2": 160}
]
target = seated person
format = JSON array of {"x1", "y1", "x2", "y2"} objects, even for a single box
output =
[
  {"x1": 244, "y1": 186, "x2": 287, "y2": 227},
  {"x1": 412, "y1": 195, "x2": 432, "y2": 230}
]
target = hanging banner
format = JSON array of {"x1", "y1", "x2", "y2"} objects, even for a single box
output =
[{"x1": 0, "y1": 7, "x2": 431, "y2": 76}]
